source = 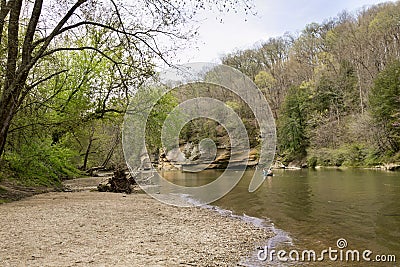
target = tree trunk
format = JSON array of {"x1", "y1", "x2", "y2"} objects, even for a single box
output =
[
  {"x1": 0, "y1": 0, "x2": 86, "y2": 158},
  {"x1": 82, "y1": 139, "x2": 92, "y2": 171},
  {"x1": 0, "y1": 0, "x2": 23, "y2": 158},
  {"x1": 0, "y1": 103, "x2": 14, "y2": 156},
  {"x1": 356, "y1": 65, "x2": 365, "y2": 115},
  {"x1": 82, "y1": 126, "x2": 95, "y2": 171},
  {"x1": 102, "y1": 130, "x2": 121, "y2": 168}
]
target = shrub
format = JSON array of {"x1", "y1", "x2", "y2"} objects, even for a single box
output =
[
  {"x1": 307, "y1": 156, "x2": 318, "y2": 168},
  {"x1": 4, "y1": 139, "x2": 81, "y2": 187}
]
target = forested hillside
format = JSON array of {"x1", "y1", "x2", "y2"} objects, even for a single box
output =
[
  {"x1": 1, "y1": 1, "x2": 399, "y2": 192},
  {"x1": 222, "y1": 1, "x2": 400, "y2": 167},
  {"x1": 0, "y1": 0, "x2": 254, "y2": 189}
]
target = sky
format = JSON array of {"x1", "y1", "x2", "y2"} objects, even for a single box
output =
[{"x1": 172, "y1": 0, "x2": 394, "y2": 64}]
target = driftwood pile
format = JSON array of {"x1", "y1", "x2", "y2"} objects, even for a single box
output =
[{"x1": 97, "y1": 169, "x2": 136, "y2": 194}]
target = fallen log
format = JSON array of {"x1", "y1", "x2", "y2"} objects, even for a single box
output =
[{"x1": 97, "y1": 169, "x2": 136, "y2": 194}]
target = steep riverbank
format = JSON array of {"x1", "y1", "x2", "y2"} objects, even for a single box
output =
[
  {"x1": 0, "y1": 179, "x2": 273, "y2": 266},
  {"x1": 156, "y1": 146, "x2": 260, "y2": 171}
]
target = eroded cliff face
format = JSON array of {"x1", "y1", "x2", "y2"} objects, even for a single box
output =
[
  {"x1": 138, "y1": 115, "x2": 261, "y2": 171},
  {"x1": 156, "y1": 144, "x2": 259, "y2": 171}
]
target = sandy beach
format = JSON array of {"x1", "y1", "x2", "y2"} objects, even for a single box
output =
[{"x1": 0, "y1": 178, "x2": 273, "y2": 266}]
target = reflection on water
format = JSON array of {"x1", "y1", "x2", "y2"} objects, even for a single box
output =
[
  {"x1": 162, "y1": 169, "x2": 400, "y2": 259},
  {"x1": 161, "y1": 170, "x2": 220, "y2": 187}
]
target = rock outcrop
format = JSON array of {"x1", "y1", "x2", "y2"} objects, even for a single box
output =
[
  {"x1": 384, "y1": 163, "x2": 400, "y2": 171},
  {"x1": 157, "y1": 143, "x2": 259, "y2": 171}
]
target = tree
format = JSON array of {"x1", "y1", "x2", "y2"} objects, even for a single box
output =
[
  {"x1": 277, "y1": 84, "x2": 310, "y2": 160},
  {"x1": 0, "y1": 0, "x2": 255, "y2": 158},
  {"x1": 369, "y1": 60, "x2": 400, "y2": 153},
  {"x1": 222, "y1": 49, "x2": 263, "y2": 80},
  {"x1": 254, "y1": 70, "x2": 279, "y2": 118}
]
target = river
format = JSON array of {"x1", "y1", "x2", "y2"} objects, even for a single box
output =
[{"x1": 162, "y1": 168, "x2": 400, "y2": 265}]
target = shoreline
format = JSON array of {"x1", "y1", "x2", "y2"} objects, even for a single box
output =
[
  {"x1": 271, "y1": 164, "x2": 400, "y2": 171},
  {"x1": 0, "y1": 189, "x2": 274, "y2": 266}
]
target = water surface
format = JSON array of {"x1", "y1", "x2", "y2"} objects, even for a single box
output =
[{"x1": 162, "y1": 168, "x2": 400, "y2": 262}]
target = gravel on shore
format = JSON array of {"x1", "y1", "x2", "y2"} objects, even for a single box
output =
[{"x1": 0, "y1": 190, "x2": 273, "y2": 266}]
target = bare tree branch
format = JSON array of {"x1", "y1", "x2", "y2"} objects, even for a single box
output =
[
  {"x1": 27, "y1": 69, "x2": 68, "y2": 91},
  {"x1": 21, "y1": 0, "x2": 88, "y2": 75},
  {"x1": 33, "y1": 20, "x2": 180, "y2": 65},
  {"x1": 41, "y1": 45, "x2": 131, "y2": 93}
]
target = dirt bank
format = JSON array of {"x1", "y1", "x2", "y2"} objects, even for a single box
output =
[{"x1": 0, "y1": 183, "x2": 272, "y2": 266}]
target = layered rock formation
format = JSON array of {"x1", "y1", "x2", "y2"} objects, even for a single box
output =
[{"x1": 157, "y1": 144, "x2": 259, "y2": 171}]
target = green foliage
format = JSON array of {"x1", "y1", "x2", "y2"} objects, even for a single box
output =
[
  {"x1": 369, "y1": 60, "x2": 400, "y2": 152},
  {"x1": 255, "y1": 71, "x2": 277, "y2": 91},
  {"x1": 2, "y1": 0, "x2": 400, "y2": 180},
  {"x1": 180, "y1": 118, "x2": 218, "y2": 144},
  {"x1": 312, "y1": 60, "x2": 358, "y2": 116},
  {"x1": 307, "y1": 144, "x2": 382, "y2": 167},
  {"x1": 278, "y1": 85, "x2": 310, "y2": 160},
  {"x1": 225, "y1": 101, "x2": 241, "y2": 112},
  {"x1": 369, "y1": 61, "x2": 400, "y2": 123},
  {"x1": 144, "y1": 89, "x2": 179, "y2": 154},
  {"x1": 307, "y1": 156, "x2": 318, "y2": 168},
  {"x1": 3, "y1": 139, "x2": 81, "y2": 187},
  {"x1": 219, "y1": 2, "x2": 400, "y2": 165},
  {"x1": 369, "y1": 2, "x2": 400, "y2": 34}
]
